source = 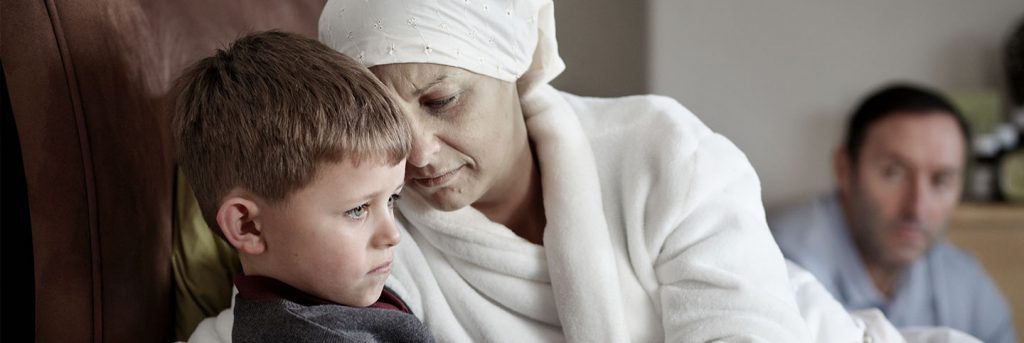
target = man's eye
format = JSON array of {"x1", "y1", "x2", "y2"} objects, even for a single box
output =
[
  {"x1": 882, "y1": 165, "x2": 904, "y2": 180},
  {"x1": 933, "y1": 172, "x2": 955, "y2": 189},
  {"x1": 345, "y1": 204, "x2": 369, "y2": 219},
  {"x1": 387, "y1": 193, "x2": 402, "y2": 208}
]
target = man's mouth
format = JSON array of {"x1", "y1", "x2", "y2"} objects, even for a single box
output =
[{"x1": 892, "y1": 224, "x2": 925, "y2": 243}]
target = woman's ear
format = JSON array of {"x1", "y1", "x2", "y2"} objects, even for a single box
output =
[{"x1": 216, "y1": 191, "x2": 267, "y2": 255}]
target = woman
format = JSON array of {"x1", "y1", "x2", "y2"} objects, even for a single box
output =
[{"x1": 317, "y1": 0, "x2": 809, "y2": 341}]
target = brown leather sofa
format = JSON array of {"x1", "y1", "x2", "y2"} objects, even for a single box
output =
[{"x1": 2, "y1": 1, "x2": 325, "y2": 341}]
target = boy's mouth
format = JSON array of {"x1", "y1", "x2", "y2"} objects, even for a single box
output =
[{"x1": 368, "y1": 260, "x2": 392, "y2": 275}]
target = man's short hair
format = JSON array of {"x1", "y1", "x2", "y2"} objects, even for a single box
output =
[
  {"x1": 843, "y1": 83, "x2": 971, "y2": 164},
  {"x1": 169, "y1": 30, "x2": 410, "y2": 232}
]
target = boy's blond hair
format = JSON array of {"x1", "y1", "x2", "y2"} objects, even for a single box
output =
[{"x1": 169, "y1": 31, "x2": 410, "y2": 234}]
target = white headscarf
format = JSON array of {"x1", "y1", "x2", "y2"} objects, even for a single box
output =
[
  {"x1": 320, "y1": 2, "x2": 628, "y2": 342},
  {"x1": 318, "y1": 0, "x2": 563, "y2": 92}
]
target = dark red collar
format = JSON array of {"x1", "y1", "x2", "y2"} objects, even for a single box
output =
[{"x1": 234, "y1": 275, "x2": 411, "y2": 313}]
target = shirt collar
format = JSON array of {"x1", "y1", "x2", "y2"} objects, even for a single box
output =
[
  {"x1": 234, "y1": 274, "x2": 411, "y2": 313},
  {"x1": 823, "y1": 193, "x2": 934, "y2": 315}
]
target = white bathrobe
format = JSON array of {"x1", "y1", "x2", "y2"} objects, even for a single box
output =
[
  {"x1": 380, "y1": 87, "x2": 980, "y2": 343},
  {"x1": 386, "y1": 88, "x2": 812, "y2": 342}
]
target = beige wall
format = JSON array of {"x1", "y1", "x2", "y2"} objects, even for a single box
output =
[
  {"x1": 640, "y1": 1, "x2": 1024, "y2": 210},
  {"x1": 551, "y1": 1, "x2": 1023, "y2": 208},
  {"x1": 551, "y1": 0, "x2": 647, "y2": 97}
]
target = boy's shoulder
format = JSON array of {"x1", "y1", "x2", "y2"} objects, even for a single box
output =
[
  {"x1": 232, "y1": 276, "x2": 433, "y2": 342},
  {"x1": 233, "y1": 296, "x2": 433, "y2": 342}
]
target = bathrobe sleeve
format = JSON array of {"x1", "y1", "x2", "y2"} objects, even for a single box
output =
[
  {"x1": 574, "y1": 93, "x2": 813, "y2": 342},
  {"x1": 654, "y1": 131, "x2": 810, "y2": 342}
]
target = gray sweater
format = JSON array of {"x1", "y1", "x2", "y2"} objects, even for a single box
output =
[{"x1": 232, "y1": 275, "x2": 434, "y2": 343}]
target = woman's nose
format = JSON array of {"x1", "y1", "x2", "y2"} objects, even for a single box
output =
[{"x1": 406, "y1": 115, "x2": 440, "y2": 168}]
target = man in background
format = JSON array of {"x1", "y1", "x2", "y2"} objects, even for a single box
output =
[{"x1": 769, "y1": 83, "x2": 1017, "y2": 343}]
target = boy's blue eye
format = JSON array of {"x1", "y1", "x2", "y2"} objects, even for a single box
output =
[{"x1": 345, "y1": 204, "x2": 369, "y2": 219}]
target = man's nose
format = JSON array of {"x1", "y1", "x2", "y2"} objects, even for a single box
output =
[{"x1": 902, "y1": 174, "x2": 930, "y2": 221}]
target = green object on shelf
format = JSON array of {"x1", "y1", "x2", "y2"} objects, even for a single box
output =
[
  {"x1": 1000, "y1": 149, "x2": 1024, "y2": 203},
  {"x1": 949, "y1": 90, "x2": 1002, "y2": 135}
]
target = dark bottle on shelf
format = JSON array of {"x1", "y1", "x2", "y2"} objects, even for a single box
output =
[
  {"x1": 968, "y1": 134, "x2": 1001, "y2": 202},
  {"x1": 999, "y1": 16, "x2": 1024, "y2": 203},
  {"x1": 996, "y1": 109, "x2": 1024, "y2": 203}
]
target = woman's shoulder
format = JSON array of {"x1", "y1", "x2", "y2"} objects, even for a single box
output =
[
  {"x1": 559, "y1": 91, "x2": 713, "y2": 152},
  {"x1": 558, "y1": 90, "x2": 761, "y2": 226},
  {"x1": 559, "y1": 91, "x2": 726, "y2": 166}
]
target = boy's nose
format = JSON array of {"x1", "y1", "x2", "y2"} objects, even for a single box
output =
[{"x1": 375, "y1": 215, "x2": 402, "y2": 248}]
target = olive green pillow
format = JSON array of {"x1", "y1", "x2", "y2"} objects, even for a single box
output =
[{"x1": 172, "y1": 169, "x2": 242, "y2": 341}]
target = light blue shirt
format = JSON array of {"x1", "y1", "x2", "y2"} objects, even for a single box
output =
[{"x1": 769, "y1": 193, "x2": 1017, "y2": 343}]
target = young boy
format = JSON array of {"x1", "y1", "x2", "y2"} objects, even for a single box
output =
[{"x1": 169, "y1": 31, "x2": 433, "y2": 342}]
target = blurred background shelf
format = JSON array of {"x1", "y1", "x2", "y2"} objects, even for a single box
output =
[{"x1": 946, "y1": 203, "x2": 1024, "y2": 337}]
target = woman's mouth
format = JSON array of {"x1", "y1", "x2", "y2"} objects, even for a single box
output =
[{"x1": 412, "y1": 166, "x2": 462, "y2": 188}]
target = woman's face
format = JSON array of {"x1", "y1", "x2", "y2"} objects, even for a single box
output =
[{"x1": 371, "y1": 63, "x2": 531, "y2": 212}]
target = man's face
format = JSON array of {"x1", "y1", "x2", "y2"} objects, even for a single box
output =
[{"x1": 840, "y1": 112, "x2": 965, "y2": 269}]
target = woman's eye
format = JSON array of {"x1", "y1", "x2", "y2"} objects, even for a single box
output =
[
  {"x1": 423, "y1": 95, "x2": 456, "y2": 111},
  {"x1": 387, "y1": 193, "x2": 402, "y2": 209},
  {"x1": 344, "y1": 204, "x2": 369, "y2": 220}
]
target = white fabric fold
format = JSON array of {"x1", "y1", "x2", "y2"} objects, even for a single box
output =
[
  {"x1": 395, "y1": 188, "x2": 558, "y2": 325},
  {"x1": 525, "y1": 83, "x2": 630, "y2": 342}
]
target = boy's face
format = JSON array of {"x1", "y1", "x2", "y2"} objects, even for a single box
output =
[{"x1": 257, "y1": 159, "x2": 406, "y2": 307}]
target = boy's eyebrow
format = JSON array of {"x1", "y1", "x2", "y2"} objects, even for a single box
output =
[
  {"x1": 413, "y1": 73, "x2": 454, "y2": 96},
  {"x1": 347, "y1": 181, "x2": 406, "y2": 203}
]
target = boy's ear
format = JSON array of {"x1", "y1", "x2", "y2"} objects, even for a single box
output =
[{"x1": 216, "y1": 191, "x2": 267, "y2": 255}]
